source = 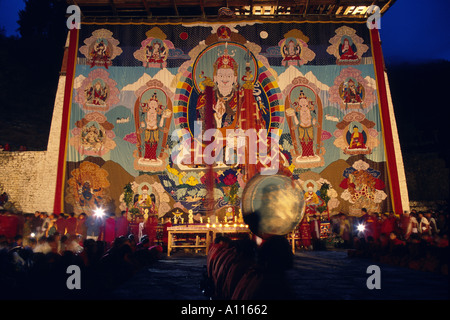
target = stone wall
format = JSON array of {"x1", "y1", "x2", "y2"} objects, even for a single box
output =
[
  {"x1": 0, "y1": 74, "x2": 66, "y2": 214},
  {"x1": 409, "y1": 200, "x2": 448, "y2": 213},
  {"x1": 0, "y1": 151, "x2": 51, "y2": 213}
]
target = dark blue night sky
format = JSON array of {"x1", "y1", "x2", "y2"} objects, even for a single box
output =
[{"x1": 380, "y1": 0, "x2": 450, "y2": 63}]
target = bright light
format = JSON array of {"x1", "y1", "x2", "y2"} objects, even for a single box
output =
[
  {"x1": 357, "y1": 223, "x2": 366, "y2": 232},
  {"x1": 94, "y1": 207, "x2": 105, "y2": 218},
  {"x1": 30, "y1": 232, "x2": 35, "y2": 238}
]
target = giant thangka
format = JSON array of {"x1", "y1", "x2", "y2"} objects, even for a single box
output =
[{"x1": 54, "y1": 20, "x2": 407, "y2": 218}]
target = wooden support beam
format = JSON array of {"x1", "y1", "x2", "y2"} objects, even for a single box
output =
[
  {"x1": 380, "y1": 0, "x2": 394, "y2": 14},
  {"x1": 200, "y1": 0, "x2": 205, "y2": 18},
  {"x1": 173, "y1": 0, "x2": 179, "y2": 16},
  {"x1": 329, "y1": 0, "x2": 340, "y2": 16},
  {"x1": 142, "y1": 0, "x2": 152, "y2": 17},
  {"x1": 303, "y1": 0, "x2": 310, "y2": 17},
  {"x1": 109, "y1": 0, "x2": 118, "y2": 16}
]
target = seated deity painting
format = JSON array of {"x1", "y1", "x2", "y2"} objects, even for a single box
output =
[
  {"x1": 69, "y1": 112, "x2": 116, "y2": 157},
  {"x1": 74, "y1": 68, "x2": 120, "y2": 112},
  {"x1": 174, "y1": 39, "x2": 277, "y2": 169},
  {"x1": 85, "y1": 78, "x2": 108, "y2": 108},
  {"x1": 339, "y1": 78, "x2": 365, "y2": 106},
  {"x1": 338, "y1": 36, "x2": 359, "y2": 63},
  {"x1": 279, "y1": 29, "x2": 315, "y2": 67},
  {"x1": 333, "y1": 112, "x2": 379, "y2": 155},
  {"x1": 192, "y1": 42, "x2": 260, "y2": 132},
  {"x1": 145, "y1": 39, "x2": 167, "y2": 67},
  {"x1": 281, "y1": 38, "x2": 302, "y2": 66},
  {"x1": 79, "y1": 29, "x2": 122, "y2": 69},
  {"x1": 89, "y1": 38, "x2": 111, "y2": 67},
  {"x1": 329, "y1": 67, "x2": 376, "y2": 111},
  {"x1": 346, "y1": 125, "x2": 367, "y2": 150},
  {"x1": 133, "y1": 29, "x2": 175, "y2": 68},
  {"x1": 326, "y1": 26, "x2": 368, "y2": 65}
]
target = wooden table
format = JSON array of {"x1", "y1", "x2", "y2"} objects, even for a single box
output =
[
  {"x1": 166, "y1": 224, "x2": 251, "y2": 256},
  {"x1": 209, "y1": 225, "x2": 251, "y2": 243},
  {"x1": 167, "y1": 225, "x2": 211, "y2": 257}
]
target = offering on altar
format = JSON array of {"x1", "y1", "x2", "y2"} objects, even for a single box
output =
[
  {"x1": 188, "y1": 210, "x2": 194, "y2": 224},
  {"x1": 225, "y1": 207, "x2": 234, "y2": 223},
  {"x1": 237, "y1": 209, "x2": 244, "y2": 223},
  {"x1": 171, "y1": 208, "x2": 184, "y2": 225}
]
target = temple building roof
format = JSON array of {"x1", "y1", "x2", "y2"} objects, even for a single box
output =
[{"x1": 67, "y1": 0, "x2": 396, "y2": 22}]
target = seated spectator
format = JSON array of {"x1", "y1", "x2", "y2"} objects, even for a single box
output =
[
  {"x1": 389, "y1": 232, "x2": 405, "y2": 247},
  {"x1": 231, "y1": 236, "x2": 295, "y2": 300}
]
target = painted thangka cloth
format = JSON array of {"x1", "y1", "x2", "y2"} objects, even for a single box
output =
[{"x1": 55, "y1": 20, "x2": 403, "y2": 219}]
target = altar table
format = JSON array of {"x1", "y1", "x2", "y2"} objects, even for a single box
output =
[{"x1": 166, "y1": 224, "x2": 251, "y2": 256}]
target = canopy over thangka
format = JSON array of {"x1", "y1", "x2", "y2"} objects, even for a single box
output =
[{"x1": 68, "y1": 0, "x2": 396, "y2": 20}]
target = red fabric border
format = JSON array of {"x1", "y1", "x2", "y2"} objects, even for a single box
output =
[
  {"x1": 53, "y1": 28, "x2": 79, "y2": 214},
  {"x1": 370, "y1": 28, "x2": 403, "y2": 214}
]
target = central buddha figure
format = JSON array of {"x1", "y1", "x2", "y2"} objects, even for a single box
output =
[{"x1": 196, "y1": 45, "x2": 240, "y2": 130}]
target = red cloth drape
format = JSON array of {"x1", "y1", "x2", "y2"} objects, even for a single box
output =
[
  {"x1": 53, "y1": 28, "x2": 79, "y2": 214},
  {"x1": 370, "y1": 28, "x2": 403, "y2": 214}
]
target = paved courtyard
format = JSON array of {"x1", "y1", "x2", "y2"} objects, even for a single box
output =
[{"x1": 110, "y1": 249, "x2": 449, "y2": 300}]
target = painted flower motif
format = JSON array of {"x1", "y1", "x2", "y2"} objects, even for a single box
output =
[
  {"x1": 222, "y1": 173, "x2": 237, "y2": 186},
  {"x1": 185, "y1": 175, "x2": 200, "y2": 186}
]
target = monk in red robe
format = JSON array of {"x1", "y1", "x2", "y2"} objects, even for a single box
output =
[
  {"x1": 65, "y1": 212, "x2": 78, "y2": 236},
  {"x1": 100, "y1": 213, "x2": 116, "y2": 245},
  {"x1": 339, "y1": 38, "x2": 358, "y2": 61},
  {"x1": 115, "y1": 211, "x2": 129, "y2": 238}
]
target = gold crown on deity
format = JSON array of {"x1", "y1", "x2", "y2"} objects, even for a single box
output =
[
  {"x1": 149, "y1": 92, "x2": 159, "y2": 102},
  {"x1": 295, "y1": 89, "x2": 315, "y2": 110},
  {"x1": 298, "y1": 90, "x2": 307, "y2": 99}
]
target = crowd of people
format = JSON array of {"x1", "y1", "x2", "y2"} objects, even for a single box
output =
[
  {"x1": 0, "y1": 206, "x2": 448, "y2": 300},
  {"x1": 0, "y1": 144, "x2": 27, "y2": 151},
  {"x1": 345, "y1": 209, "x2": 449, "y2": 275},
  {"x1": 0, "y1": 210, "x2": 164, "y2": 299}
]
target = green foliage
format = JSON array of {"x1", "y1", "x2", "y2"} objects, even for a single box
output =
[
  {"x1": 228, "y1": 183, "x2": 239, "y2": 205},
  {"x1": 316, "y1": 183, "x2": 330, "y2": 214},
  {"x1": 123, "y1": 183, "x2": 134, "y2": 208}
]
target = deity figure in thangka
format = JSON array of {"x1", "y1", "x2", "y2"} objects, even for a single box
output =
[
  {"x1": 284, "y1": 78, "x2": 326, "y2": 169},
  {"x1": 79, "y1": 29, "x2": 122, "y2": 68},
  {"x1": 196, "y1": 44, "x2": 242, "y2": 131},
  {"x1": 132, "y1": 82, "x2": 173, "y2": 172}
]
